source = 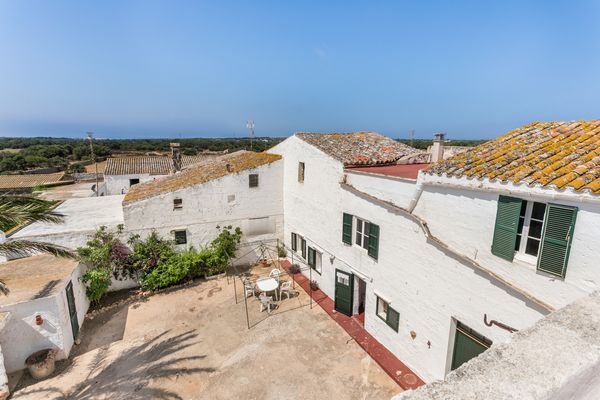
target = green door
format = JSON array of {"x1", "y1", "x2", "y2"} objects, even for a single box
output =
[
  {"x1": 451, "y1": 322, "x2": 491, "y2": 371},
  {"x1": 65, "y1": 281, "x2": 79, "y2": 340},
  {"x1": 334, "y1": 269, "x2": 353, "y2": 316}
]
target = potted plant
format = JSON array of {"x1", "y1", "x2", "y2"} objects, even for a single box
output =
[
  {"x1": 25, "y1": 348, "x2": 57, "y2": 380},
  {"x1": 310, "y1": 280, "x2": 319, "y2": 291},
  {"x1": 289, "y1": 263, "x2": 301, "y2": 274}
]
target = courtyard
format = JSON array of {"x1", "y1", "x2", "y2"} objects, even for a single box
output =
[{"x1": 10, "y1": 269, "x2": 400, "y2": 399}]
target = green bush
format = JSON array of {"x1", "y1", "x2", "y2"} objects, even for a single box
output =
[
  {"x1": 141, "y1": 249, "x2": 208, "y2": 290},
  {"x1": 81, "y1": 268, "x2": 111, "y2": 304},
  {"x1": 128, "y1": 231, "x2": 175, "y2": 275}
]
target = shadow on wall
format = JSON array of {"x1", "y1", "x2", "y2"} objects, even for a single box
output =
[{"x1": 16, "y1": 330, "x2": 215, "y2": 400}]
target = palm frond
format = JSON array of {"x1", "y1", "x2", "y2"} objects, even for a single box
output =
[
  {"x1": 0, "y1": 195, "x2": 65, "y2": 231},
  {"x1": 0, "y1": 239, "x2": 76, "y2": 259}
]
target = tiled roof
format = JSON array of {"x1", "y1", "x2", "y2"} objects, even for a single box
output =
[
  {"x1": 426, "y1": 121, "x2": 600, "y2": 193},
  {"x1": 0, "y1": 172, "x2": 66, "y2": 189},
  {"x1": 124, "y1": 151, "x2": 282, "y2": 204},
  {"x1": 296, "y1": 132, "x2": 425, "y2": 166},
  {"x1": 104, "y1": 155, "x2": 220, "y2": 176}
]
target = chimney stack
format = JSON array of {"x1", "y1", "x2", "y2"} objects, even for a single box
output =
[
  {"x1": 225, "y1": 163, "x2": 233, "y2": 173},
  {"x1": 171, "y1": 143, "x2": 182, "y2": 173},
  {"x1": 431, "y1": 133, "x2": 446, "y2": 163}
]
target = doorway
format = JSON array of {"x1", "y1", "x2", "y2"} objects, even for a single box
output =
[
  {"x1": 451, "y1": 321, "x2": 492, "y2": 371},
  {"x1": 334, "y1": 269, "x2": 353, "y2": 316},
  {"x1": 65, "y1": 281, "x2": 79, "y2": 341},
  {"x1": 353, "y1": 276, "x2": 366, "y2": 326}
]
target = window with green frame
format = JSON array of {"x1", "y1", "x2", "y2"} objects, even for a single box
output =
[
  {"x1": 376, "y1": 296, "x2": 399, "y2": 331},
  {"x1": 174, "y1": 230, "x2": 187, "y2": 245}
]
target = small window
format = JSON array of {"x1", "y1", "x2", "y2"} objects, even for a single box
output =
[
  {"x1": 298, "y1": 162, "x2": 305, "y2": 183},
  {"x1": 308, "y1": 247, "x2": 322, "y2": 274},
  {"x1": 355, "y1": 217, "x2": 370, "y2": 249},
  {"x1": 291, "y1": 233, "x2": 298, "y2": 251},
  {"x1": 129, "y1": 178, "x2": 140, "y2": 187},
  {"x1": 173, "y1": 198, "x2": 183, "y2": 209},
  {"x1": 227, "y1": 194, "x2": 236, "y2": 204},
  {"x1": 300, "y1": 237, "x2": 307, "y2": 259},
  {"x1": 174, "y1": 230, "x2": 187, "y2": 245},
  {"x1": 376, "y1": 297, "x2": 399, "y2": 331},
  {"x1": 515, "y1": 201, "x2": 546, "y2": 258},
  {"x1": 249, "y1": 174, "x2": 259, "y2": 188}
]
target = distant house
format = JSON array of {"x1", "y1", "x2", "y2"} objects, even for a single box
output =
[
  {"x1": 122, "y1": 150, "x2": 283, "y2": 257},
  {"x1": 103, "y1": 146, "x2": 225, "y2": 195},
  {"x1": 0, "y1": 172, "x2": 69, "y2": 193}
]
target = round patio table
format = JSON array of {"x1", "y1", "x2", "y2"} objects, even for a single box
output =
[{"x1": 256, "y1": 277, "x2": 279, "y2": 301}]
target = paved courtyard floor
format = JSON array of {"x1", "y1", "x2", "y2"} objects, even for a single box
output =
[{"x1": 11, "y1": 271, "x2": 400, "y2": 399}]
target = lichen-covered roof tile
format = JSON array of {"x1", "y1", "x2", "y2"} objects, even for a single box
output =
[{"x1": 426, "y1": 120, "x2": 600, "y2": 194}]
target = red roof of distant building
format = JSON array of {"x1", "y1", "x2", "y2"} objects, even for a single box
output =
[{"x1": 346, "y1": 163, "x2": 431, "y2": 180}]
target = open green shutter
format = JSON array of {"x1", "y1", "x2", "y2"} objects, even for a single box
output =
[
  {"x1": 342, "y1": 213, "x2": 353, "y2": 244},
  {"x1": 308, "y1": 247, "x2": 315, "y2": 268},
  {"x1": 301, "y1": 237, "x2": 306, "y2": 259},
  {"x1": 537, "y1": 204, "x2": 577, "y2": 278},
  {"x1": 491, "y1": 196, "x2": 522, "y2": 261},
  {"x1": 387, "y1": 307, "x2": 399, "y2": 332},
  {"x1": 368, "y1": 223, "x2": 380, "y2": 260},
  {"x1": 291, "y1": 233, "x2": 297, "y2": 251}
]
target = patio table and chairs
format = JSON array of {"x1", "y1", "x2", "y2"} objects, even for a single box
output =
[{"x1": 256, "y1": 276, "x2": 279, "y2": 301}]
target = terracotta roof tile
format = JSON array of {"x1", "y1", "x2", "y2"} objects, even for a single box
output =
[
  {"x1": 104, "y1": 154, "x2": 221, "y2": 176},
  {"x1": 0, "y1": 172, "x2": 66, "y2": 190},
  {"x1": 425, "y1": 121, "x2": 600, "y2": 193},
  {"x1": 123, "y1": 151, "x2": 281, "y2": 204},
  {"x1": 296, "y1": 132, "x2": 425, "y2": 166}
]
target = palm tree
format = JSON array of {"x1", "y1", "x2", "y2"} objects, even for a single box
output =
[{"x1": 0, "y1": 195, "x2": 75, "y2": 295}]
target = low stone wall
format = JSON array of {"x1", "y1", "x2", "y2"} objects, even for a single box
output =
[{"x1": 394, "y1": 291, "x2": 600, "y2": 400}]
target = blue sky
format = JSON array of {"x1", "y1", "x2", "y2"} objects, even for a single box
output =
[{"x1": 1, "y1": 1, "x2": 599, "y2": 139}]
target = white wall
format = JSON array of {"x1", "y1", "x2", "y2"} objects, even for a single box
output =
[
  {"x1": 413, "y1": 176, "x2": 600, "y2": 310},
  {"x1": 122, "y1": 160, "x2": 284, "y2": 249},
  {"x1": 271, "y1": 136, "x2": 547, "y2": 381},
  {"x1": 105, "y1": 174, "x2": 164, "y2": 196},
  {"x1": 0, "y1": 264, "x2": 89, "y2": 373}
]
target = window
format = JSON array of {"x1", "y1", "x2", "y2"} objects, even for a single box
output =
[
  {"x1": 298, "y1": 162, "x2": 305, "y2": 183},
  {"x1": 227, "y1": 194, "x2": 236, "y2": 204},
  {"x1": 515, "y1": 201, "x2": 546, "y2": 259},
  {"x1": 308, "y1": 247, "x2": 322, "y2": 274},
  {"x1": 249, "y1": 174, "x2": 259, "y2": 188},
  {"x1": 355, "y1": 218, "x2": 370, "y2": 249},
  {"x1": 173, "y1": 198, "x2": 183, "y2": 210},
  {"x1": 376, "y1": 297, "x2": 399, "y2": 331},
  {"x1": 174, "y1": 230, "x2": 187, "y2": 245},
  {"x1": 291, "y1": 232, "x2": 298, "y2": 251},
  {"x1": 129, "y1": 178, "x2": 140, "y2": 186},
  {"x1": 300, "y1": 237, "x2": 307, "y2": 259},
  {"x1": 491, "y1": 195, "x2": 578, "y2": 278}
]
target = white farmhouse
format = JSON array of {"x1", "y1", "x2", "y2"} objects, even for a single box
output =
[
  {"x1": 270, "y1": 122, "x2": 600, "y2": 381},
  {"x1": 122, "y1": 150, "x2": 283, "y2": 252}
]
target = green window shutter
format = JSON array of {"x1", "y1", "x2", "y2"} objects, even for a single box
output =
[
  {"x1": 537, "y1": 204, "x2": 578, "y2": 278},
  {"x1": 491, "y1": 195, "x2": 522, "y2": 261},
  {"x1": 291, "y1": 233, "x2": 297, "y2": 251},
  {"x1": 308, "y1": 247, "x2": 316, "y2": 268},
  {"x1": 301, "y1": 237, "x2": 307, "y2": 259},
  {"x1": 387, "y1": 307, "x2": 400, "y2": 332},
  {"x1": 342, "y1": 213, "x2": 353, "y2": 244},
  {"x1": 368, "y1": 223, "x2": 380, "y2": 260}
]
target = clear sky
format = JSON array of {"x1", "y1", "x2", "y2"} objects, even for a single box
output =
[{"x1": 1, "y1": 1, "x2": 599, "y2": 140}]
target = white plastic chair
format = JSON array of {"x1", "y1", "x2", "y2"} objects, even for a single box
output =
[
  {"x1": 243, "y1": 278, "x2": 256, "y2": 298},
  {"x1": 279, "y1": 281, "x2": 294, "y2": 300},
  {"x1": 259, "y1": 295, "x2": 274, "y2": 314},
  {"x1": 269, "y1": 268, "x2": 280, "y2": 282}
]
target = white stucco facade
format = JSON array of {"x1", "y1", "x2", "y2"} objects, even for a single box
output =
[
  {"x1": 0, "y1": 262, "x2": 89, "y2": 374},
  {"x1": 271, "y1": 135, "x2": 600, "y2": 382},
  {"x1": 105, "y1": 174, "x2": 164, "y2": 196},
  {"x1": 122, "y1": 160, "x2": 284, "y2": 252}
]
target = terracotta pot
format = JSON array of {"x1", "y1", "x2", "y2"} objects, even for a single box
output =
[{"x1": 25, "y1": 349, "x2": 56, "y2": 380}]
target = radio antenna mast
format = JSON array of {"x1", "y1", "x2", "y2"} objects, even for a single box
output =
[
  {"x1": 86, "y1": 132, "x2": 99, "y2": 197},
  {"x1": 246, "y1": 120, "x2": 255, "y2": 151}
]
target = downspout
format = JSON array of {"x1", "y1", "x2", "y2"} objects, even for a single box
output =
[{"x1": 407, "y1": 172, "x2": 425, "y2": 213}]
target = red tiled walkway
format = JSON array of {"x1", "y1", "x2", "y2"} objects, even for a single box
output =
[{"x1": 281, "y1": 261, "x2": 425, "y2": 390}]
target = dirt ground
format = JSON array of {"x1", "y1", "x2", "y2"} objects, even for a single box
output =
[{"x1": 11, "y1": 271, "x2": 400, "y2": 400}]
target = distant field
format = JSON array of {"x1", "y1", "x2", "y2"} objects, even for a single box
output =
[{"x1": 0, "y1": 148, "x2": 22, "y2": 153}]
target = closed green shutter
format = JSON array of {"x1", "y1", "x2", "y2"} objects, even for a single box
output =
[
  {"x1": 342, "y1": 213, "x2": 353, "y2": 244},
  {"x1": 291, "y1": 233, "x2": 297, "y2": 251},
  {"x1": 491, "y1": 196, "x2": 522, "y2": 261},
  {"x1": 537, "y1": 204, "x2": 578, "y2": 278},
  {"x1": 368, "y1": 223, "x2": 380, "y2": 260},
  {"x1": 308, "y1": 247, "x2": 316, "y2": 268},
  {"x1": 301, "y1": 237, "x2": 307, "y2": 259},
  {"x1": 387, "y1": 307, "x2": 399, "y2": 332}
]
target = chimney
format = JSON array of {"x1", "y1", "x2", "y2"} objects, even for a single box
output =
[
  {"x1": 226, "y1": 163, "x2": 233, "y2": 173},
  {"x1": 431, "y1": 133, "x2": 446, "y2": 163},
  {"x1": 171, "y1": 143, "x2": 182, "y2": 173}
]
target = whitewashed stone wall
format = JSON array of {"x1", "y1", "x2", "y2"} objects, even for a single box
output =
[
  {"x1": 0, "y1": 264, "x2": 89, "y2": 373},
  {"x1": 122, "y1": 160, "x2": 284, "y2": 250},
  {"x1": 105, "y1": 174, "x2": 164, "y2": 195}
]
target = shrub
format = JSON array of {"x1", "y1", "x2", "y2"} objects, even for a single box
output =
[
  {"x1": 277, "y1": 244, "x2": 287, "y2": 258},
  {"x1": 81, "y1": 268, "x2": 111, "y2": 304},
  {"x1": 141, "y1": 249, "x2": 209, "y2": 290},
  {"x1": 289, "y1": 263, "x2": 301, "y2": 274},
  {"x1": 128, "y1": 231, "x2": 175, "y2": 275},
  {"x1": 310, "y1": 280, "x2": 319, "y2": 291}
]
